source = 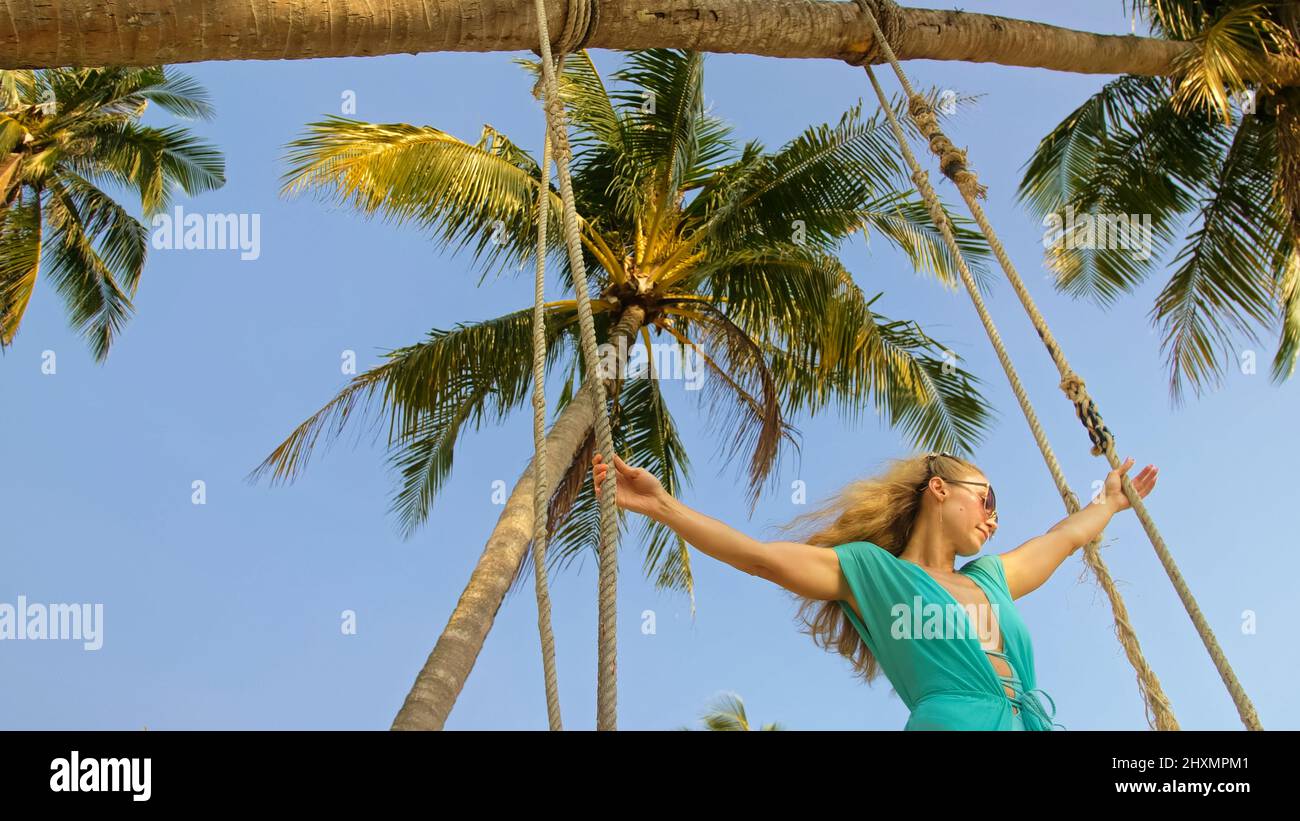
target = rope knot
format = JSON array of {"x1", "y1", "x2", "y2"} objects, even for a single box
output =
[
  {"x1": 543, "y1": 91, "x2": 565, "y2": 122},
  {"x1": 1059, "y1": 372, "x2": 1086, "y2": 402},
  {"x1": 530, "y1": 0, "x2": 600, "y2": 62},
  {"x1": 904, "y1": 94, "x2": 987, "y2": 198},
  {"x1": 845, "y1": 0, "x2": 903, "y2": 66},
  {"x1": 1059, "y1": 372, "x2": 1114, "y2": 457}
]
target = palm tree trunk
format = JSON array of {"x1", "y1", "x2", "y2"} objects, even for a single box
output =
[
  {"x1": 7, "y1": 1, "x2": 1300, "y2": 84},
  {"x1": 0, "y1": 153, "x2": 21, "y2": 201},
  {"x1": 391, "y1": 305, "x2": 645, "y2": 730}
]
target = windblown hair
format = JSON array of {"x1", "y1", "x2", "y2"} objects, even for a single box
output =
[{"x1": 774, "y1": 451, "x2": 983, "y2": 684}]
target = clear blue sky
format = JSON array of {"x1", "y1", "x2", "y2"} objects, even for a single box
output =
[{"x1": 2, "y1": 0, "x2": 1295, "y2": 730}]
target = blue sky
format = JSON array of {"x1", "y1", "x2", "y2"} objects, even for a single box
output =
[{"x1": 2, "y1": 0, "x2": 1295, "y2": 730}]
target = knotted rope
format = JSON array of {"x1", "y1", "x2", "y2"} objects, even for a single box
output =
[{"x1": 530, "y1": 0, "x2": 621, "y2": 731}]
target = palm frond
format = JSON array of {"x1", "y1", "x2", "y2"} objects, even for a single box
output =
[
  {"x1": 1268, "y1": 84, "x2": 1300, "y2": 382},
  {"x1": 133, "y1": 68, "x2": 217, "y2": 121},
  {"x1": 52, "y1": 171, "x2": 148, "y2": 293},
  {"x1": 861, "y1": 192, "x2": 995, "y2": 294},
  {"x1": 689, "y1": 99, "x2": 900, "y2": 256},
  {"x1": 1169, "y1": 4, "x2": 1292, "y2": 124},
  {"x1": 386, "y1": 380, "x2": 497, "y2": 539},
  {"x1": 73, "y1": 121, "x2": 225, "y2": 216},
  {"x1": 608, "y1": 49, "x2": 733, "y2": 218},
  {"x1": 699, "y1": 692, "x2": 751, "y2": 731},
  {"x1": 0, "y1": 190, "x2": 42, "y2": 347},
  {"x1": 248, "y1": 304, "x2": 579, "y2": 491},
  {"x1": 0, "y1": 70, "x2": 38, "y2": 109},
  {"x1": 682, "y1": 240, "x2": 842, "y2": 331},
  {"x1": 1125, "y1": 0, "x2": 1208, "y2": 40},
  {"x1": 764, "y1": 267, "x2": 996, "y2": 455},
  {"x1": 1152, "y1": 112, "x2": 1283, "y2": 405},
  {"x1": 279, "y1": 116, "x2": 578, "y2": 283},
  {"x1": 515, "y1": 51, "x2": 649, "y2": 238},
  {"x1": 1270, "y1": 235, "x2": 1300, "y2": 382},
  {"x1": 42, "y1": 176, "x2": 135, "y2": 360},
  {"x1": 683, "y1": 304, "x2": 798, "y2": 514},
  {"x1": 1019, "y1": 74, "x2": 1220, "y2": 306}
]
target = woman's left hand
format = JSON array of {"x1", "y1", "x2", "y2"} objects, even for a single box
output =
[{"x1": 1101, "y1": 457, "x2": 1158, "y2": 512}]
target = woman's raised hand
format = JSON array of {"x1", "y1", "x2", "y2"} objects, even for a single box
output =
[
  {"x1": 1101, "y1": 456, "x2": 1158, "y2": 512},
  {"x1": 592, "y1": 452, "x2": 668, "y2": 517}
]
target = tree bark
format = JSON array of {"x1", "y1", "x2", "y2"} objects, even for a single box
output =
[
  {"x1": 391, "y1": 305, "x2": 645, "y2": 731},
  {"x1": 4, "y1": 1, "x2": 1299, "y2": 85},
  {"x1": 0, "y1": 153, "x2": 20, "y2": 200}
]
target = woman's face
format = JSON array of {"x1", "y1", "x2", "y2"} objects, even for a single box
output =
[{"x1": 944, "y1": 472, "x2": 999, "y2": 556}]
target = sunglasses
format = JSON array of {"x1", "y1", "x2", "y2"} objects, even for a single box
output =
[{"x1": 917, "y1": 453, "x2": 998, "y2": 520}]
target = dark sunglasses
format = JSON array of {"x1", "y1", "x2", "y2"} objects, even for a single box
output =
[{"x1": 917, "y1": 453, "x2": 998, "y2": 519}]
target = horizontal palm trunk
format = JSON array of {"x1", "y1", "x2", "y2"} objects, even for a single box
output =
[
  {"x1": 391, "y1": 305, "x2": 645, "y2": 731},
  {"x1": 5, "y1": 1, "x2": 1299, "y2": 85}
]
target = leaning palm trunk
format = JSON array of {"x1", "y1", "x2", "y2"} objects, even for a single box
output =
[
  {"x1": 0, "y1": 153, "x2": 21, "y2": 200},
  {"x1": 391, "y1": 306, "x2": 645, "y2": 730},
  {"x1": 6, "y1": 0, "x2": 1300, "y2": 85}
]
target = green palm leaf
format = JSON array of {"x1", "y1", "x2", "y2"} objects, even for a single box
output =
[
  {"x1": 0, "y1": 191, "x2": 42, "y2": 345},
  {"x1": 249, "y1": 303, "x2": 582, "y2": 493},
  {"x1": 1022, "y1": 12, "x2": 1300, "y2": 395},
  {"x1": 280, "y1": 115, "x2": 585, "y2": 285},
  {"x1": 42, "y1": 176, "x2": 136, "y2": 360},
  {"x1": 689, "y1": 99, "x2": 900, "y2": 256},
  {"x1": 861, "y1": 192, "x2": 995, "y2": 293},
  {"x1": 1153, "y1": 113, "x2": 1283, "y2": 404},
  {"x1": 0, "y1": 66, "x2": 224, "y2": 358}
]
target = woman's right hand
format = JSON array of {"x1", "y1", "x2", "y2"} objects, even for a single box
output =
[{"x1": 592, "y1": 452, "x2": 668, "y2": 517}]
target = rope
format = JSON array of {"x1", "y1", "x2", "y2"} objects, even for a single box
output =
[
  {"x1": 905, "y1": 95, "x2": 988, "y2": 200},
  {"x1": 530, "y1": 0, "x2": 600, "y2": 98},
  {"x1": 530, "y1": 123, "x2": 564, "y2": 731},
  {"x1": 845, "y1": 0, "x2": 904, "y2": 67},
  {"x1": 531, "y1": 0, "x2": 621, "y2": 731},
  {"x1": 853, "y1": 6, "x2": 1264, "y2": 731}
]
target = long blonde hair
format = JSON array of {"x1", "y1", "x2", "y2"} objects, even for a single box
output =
[{"x1": 775, "y1": 451, "x2": 984, "y2": 683}]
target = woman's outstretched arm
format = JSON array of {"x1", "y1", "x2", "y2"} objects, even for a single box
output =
[
  {"x1": 1002, "y1": 457, "x2": 1159, "y2": 599},
  {"x1": 592, "y1": 453, "x2": 847, "y2": 601}
]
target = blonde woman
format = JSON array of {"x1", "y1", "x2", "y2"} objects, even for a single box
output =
[{"x1": 592, "y1": 450, "x2": 1158, "y2": 730}]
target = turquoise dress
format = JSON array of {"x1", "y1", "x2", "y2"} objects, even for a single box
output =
[{"x1": 833, "y1": 540, "x2": 1065, "y2": 731}]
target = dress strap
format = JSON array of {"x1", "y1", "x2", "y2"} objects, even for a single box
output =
[{"x1": 982, "y1": 649, "x2": 1066, "y2": 731}]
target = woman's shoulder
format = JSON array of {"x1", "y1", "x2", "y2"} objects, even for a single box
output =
[
  {"x1": 960, "y1": 552, "x2": 1009, "y2": 589},
  {"x1": 833, "y1": 542, "x2": 910, "y2": 579},
  {"x1": 832, "y1": 541, "x2": 894, "y2": 562}
]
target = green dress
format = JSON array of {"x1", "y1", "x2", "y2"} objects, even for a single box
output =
[{"x1": 833, "y1": 540, "x2": 1065, "y2": 731}]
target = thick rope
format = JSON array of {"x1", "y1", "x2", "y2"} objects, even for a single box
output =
[
  {"x1": 530, "y1": 122, "x2": 563, "y2": 731},
  {"x1": 845, "y1": 0, "x2": 904, "y2": 67},
  {"x1": 532, "y1": 0, "x2": 620, "y2": 731},
  {"x1": 856, "y1": 5, "x2": 1263, "y2": 731}
]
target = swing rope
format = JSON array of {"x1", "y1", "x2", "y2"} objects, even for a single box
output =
[
  {"x1": 530, "y1": 0, "x2": 620, "y2": 731},
  {"x1": 851, "y1": 0, "x2": 1262, "y2": 731},
  {"x1": 529, "y1": 122, "x2": 564, "y2": 731}
]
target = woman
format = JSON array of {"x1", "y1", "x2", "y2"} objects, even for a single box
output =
[{"x1": 592, "y1": 450, "x2": 1158, "y2": 730}]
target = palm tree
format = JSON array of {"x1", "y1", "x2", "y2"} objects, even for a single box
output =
[
  {"x1": 1019, "y1": 0, "x2": 1300, "y2": 405},
  {"x1": 250, "y1": 48, "x2": 1002, "y2": 730},
  {"x1": 12, "y1": 0, "x2": 1300, "y2": 85},
  {"x1": 0, "y1": 66, "x2": 225, "y2": 360},
  {"x1": 678, "y1": 692, "x2": 783, "y2": 731}
]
